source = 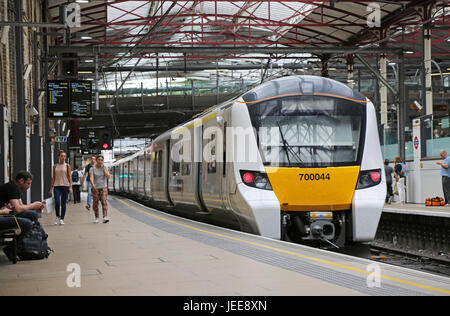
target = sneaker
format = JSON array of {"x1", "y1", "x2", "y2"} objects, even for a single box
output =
[
  {"x1": 86, "y1": 205, "x2": 90, "y2": 211},
  {"x1": 54, "y1": 217, "x2": 60, "y2": 225},
  {"x1": 59, "y1": 219, "x2": 65, "y2": 225},
  {"x1": 103, "y1": 217, "x2": 109, "y2": 224},
  {"x1": 94, "y1": 218, "x2": 99, "y2": 224}
]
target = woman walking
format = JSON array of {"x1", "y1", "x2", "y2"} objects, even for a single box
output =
[
  {"x1": 50, "y1": 150, "x2": 73, "y2": 225},
  {"x1": 90, "y1": 155, "x2": 110, "y2": 224}
]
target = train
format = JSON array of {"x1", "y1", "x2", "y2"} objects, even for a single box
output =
[{"x1": 107, "y1": 75, "x2": 386, "y2": 248}]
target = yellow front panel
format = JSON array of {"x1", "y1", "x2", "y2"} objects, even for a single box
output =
[{"x1": 265, "y1": 166, "x2": 360, "y2": 211}]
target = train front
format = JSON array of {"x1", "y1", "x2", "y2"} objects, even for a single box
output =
[{"x1": 243, "y1": 76, "x2": 386, "y2": 247}]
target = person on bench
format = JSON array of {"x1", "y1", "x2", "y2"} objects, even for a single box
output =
[
  {"x1": 0, "y1": 171, "x2": 45, "y2": 261},
  {"x1": 0, "y1": 171, "x2": 45, "y2": 222}
]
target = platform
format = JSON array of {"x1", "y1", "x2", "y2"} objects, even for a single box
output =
[
  {"x1": 383, "y1": 202, "x2": 450, "y2": 218},
  {"x1": 1, "y1": 196, "x2": 450, "y2": 296}
]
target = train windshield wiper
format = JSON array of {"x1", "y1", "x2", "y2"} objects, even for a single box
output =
[{"x1": 277, "y1": 121, "x2": 303, "y2": 164}]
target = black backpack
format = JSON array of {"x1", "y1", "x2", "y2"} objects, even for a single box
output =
[
  {"x1": 18, "y1": 222, "x2": 52, "y2": 260},
  {"x1": 72, "y1": 171, "x2": 79, "y2": 182}
]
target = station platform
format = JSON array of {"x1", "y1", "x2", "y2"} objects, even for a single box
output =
[
  {"x1": 383, "y1": 202, "x2": 450, "y2": 218},
  {"x1": 1, "y1": 196, "x2": 450, "y2": 296}
]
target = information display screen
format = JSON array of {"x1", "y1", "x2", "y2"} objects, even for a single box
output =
[
  {"x1": 70, "y1": 81, "x2": 92, "y2": 118},
  {"x1": 47, "y1": 80, "x2": 70, "y2": 118}
]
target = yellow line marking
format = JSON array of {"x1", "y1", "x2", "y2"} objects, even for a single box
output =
[{"x1": 116, "y1": 198, "x2": 450, "y2": 295}]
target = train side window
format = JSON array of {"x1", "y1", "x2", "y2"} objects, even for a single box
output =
[
  {"x1": 182, "y1": 162, "x2": 191, "y2": 176},
  {"x1": 153, "y1": 150, "x2": 163, "y2": 178},
  {"x1": 207, "y1": 134, "x2": 217, "y2": 174}
]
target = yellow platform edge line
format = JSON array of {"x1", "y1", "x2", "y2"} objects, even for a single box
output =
[{"x1": 116, "y1": 198, "x2": 450, "y2": 295}]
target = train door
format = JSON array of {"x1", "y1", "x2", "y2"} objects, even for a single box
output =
[
  {"x1": 119, "y1": 163, "x2": 124, "y2": 192},
  {"x1": 220, "y1": 110, "x2": 232, "y2": 211},
  {"x1": 124, "y1": 161, "x2": 129, "y2": 193},
  {"x1": 201, "y1": 114, "x2": 224, "y2": 211},
  {"x1": 194, "y1": 123, "x2": 208, "y2": 213},
  {"x1": 144, "y1": 147, "x2": 152, "y2": 199}
]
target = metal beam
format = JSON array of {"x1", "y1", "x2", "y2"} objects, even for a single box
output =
[
  {"x1": 49, "y1": 45, "x2": 403, "y2": 55},
  {"x1": 0, "y1": 21, "x2": 66, "y2": 28},
  {"x1": 354, "y1": 53, "x2": 398, "y2": 96},
  {"x1": 398, "y1": 52, "x2": 406, "y2": 162}
]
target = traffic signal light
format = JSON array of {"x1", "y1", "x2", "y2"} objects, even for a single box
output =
[{"x1": 98, "y1": 129, "x2": 113, "y2": 150}]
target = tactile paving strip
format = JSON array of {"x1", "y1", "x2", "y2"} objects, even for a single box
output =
[{"x1": 110, "y1": 197, "x2": 429, "y2": 296}]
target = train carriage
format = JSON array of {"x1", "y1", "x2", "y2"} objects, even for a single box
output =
[{"x1": 109, "y1": 75, "x2": 385, "y2": 248}]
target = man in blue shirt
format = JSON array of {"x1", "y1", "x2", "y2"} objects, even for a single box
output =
[{"x1": 436, "y1": 150, "x2": 450, "y2": 204}]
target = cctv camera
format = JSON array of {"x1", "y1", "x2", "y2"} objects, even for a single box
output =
[{"x1": 414, "y1": 100, "x2": 423, "y2": 110}]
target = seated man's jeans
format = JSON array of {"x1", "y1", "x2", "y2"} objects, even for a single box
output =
[
  {"x1": 17, "y1": 210, "x2": 38, "y2": 223},
  {"x1": 0, "y1": 216, "x2": 33, "y2": 235}
]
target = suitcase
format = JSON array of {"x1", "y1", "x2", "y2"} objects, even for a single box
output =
[{"x1": 425, "y1": 196, "x2": 445, "y2": 206}]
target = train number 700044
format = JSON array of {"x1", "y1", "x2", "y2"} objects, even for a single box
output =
[{"x1": 299, "y1": 173, "x2": 331, "y2": 181}]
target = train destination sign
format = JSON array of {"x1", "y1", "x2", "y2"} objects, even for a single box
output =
[
  {"x1": 70, "y1": 80, "x2": 92, "y2": 118},
  {"x1": 47, "y1": 80, "x2": 70, "y2": 118}
]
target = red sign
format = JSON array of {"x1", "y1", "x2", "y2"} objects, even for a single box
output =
[{"x1": 414, "y1": 136, "x2": 419, "y2": 150}]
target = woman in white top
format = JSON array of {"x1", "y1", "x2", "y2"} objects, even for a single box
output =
[
  {"x1": 50, "y1": 150, "x2": 73, "y2": 225},
  {"x1": 90, "y1": 155, "x2": 110, "y2": 223}
]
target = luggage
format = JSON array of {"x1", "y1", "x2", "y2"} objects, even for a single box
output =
[
  {"x1": 17, "y1": 222, "x2": 52, "y2": 260},
  {"x1": 425, "y1": 196, "x2": 445, "y2": 206}
]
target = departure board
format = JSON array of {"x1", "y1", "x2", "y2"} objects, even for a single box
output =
[
  {"x1": 70, "y1": 81, "x2": 92, "y2": 118},
  {"x1": 47, "y1": 80, "x2": 70, "y2": 118}
]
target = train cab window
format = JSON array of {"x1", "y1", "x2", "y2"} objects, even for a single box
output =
[{"x1": 248, "y1": 96, "x2": 366, "y2": 167}]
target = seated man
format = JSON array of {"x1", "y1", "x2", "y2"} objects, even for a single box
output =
[
  {"x1": 0, "y1": 171, "x2": 45, "y2": 222},
  {"x1": 0, "y1": 171, "x2": 45, "y2": 261}
]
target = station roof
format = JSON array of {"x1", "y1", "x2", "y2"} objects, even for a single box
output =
[{"x1": 46, "y1": 0, "x2": 450, "y2": 140}]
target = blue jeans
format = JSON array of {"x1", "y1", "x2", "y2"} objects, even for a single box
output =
[
  {"x1": 54, "y1": 186, "x2": 70, "y2": 219},
  {"x1": 0, "y1": 216, "x2": 32, "y2": 235},
  {"x1": 17, "y1": 210, "x2": 38, "y2": 223},
  {"x1": 87, "y1": 181, "x2": 92, "y2": 207}
]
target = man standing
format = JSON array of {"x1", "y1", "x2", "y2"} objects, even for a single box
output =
[
  {"x1": 436, "y1": 150, "x2": 450, "y2": 204},
  {"x1": 81, "y1": 156, "x2": 96, "y2": 210},
  {"x1": 384, "y1": 159, "x2": 398, "y2": 204}
]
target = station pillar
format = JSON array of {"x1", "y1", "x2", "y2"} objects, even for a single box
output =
[
  {"x1": 412, "y1": 115, "x2": 432, "y2": 203},
  {"x1": 0, "y1": 105, "x2": 10, "y2": 184},
  {"x1": 379, "y1": 55, "x2": 388, "y2": 127}
]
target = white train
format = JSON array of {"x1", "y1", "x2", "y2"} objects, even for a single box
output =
[{"x1": 108, "y1": 75, "x2": 386, "y2": 248}]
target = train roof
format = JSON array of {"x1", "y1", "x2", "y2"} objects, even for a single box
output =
[
  {"x1": 151, "y1": 75, "x2": 368, "y2": 146},
  {"x1": 242, "y1": 75, "x2": 367, "y2": 104}
]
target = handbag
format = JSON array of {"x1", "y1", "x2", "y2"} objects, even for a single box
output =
[
  {"x1": 45, "y1": 197, "x2": 55, "y2": 214},
  {"x1": 393, "y1": 181, "x2": 398, "y2": 195}
]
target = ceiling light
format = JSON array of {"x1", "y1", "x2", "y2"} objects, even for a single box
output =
[{"x1": 72, "y1": 32, "x2": 93, "y2": 40}]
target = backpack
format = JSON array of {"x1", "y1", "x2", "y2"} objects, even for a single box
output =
[
  {"x1": 425, "y1": 196, "x2": 445, "y2": 206},
  {"x1": 72, "y1": 171, "x2": 79, "y2": 182},
  {"x1": 17, "y1": 222, "x2": 52, "y2": 260}
]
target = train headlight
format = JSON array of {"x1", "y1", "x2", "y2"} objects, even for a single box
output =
[
  {"x1": 240, "y1": 170, "x2": 273, "y2": 190},
  {"x1": 356, "y1": 169, "x2": 382, "y2": 189}
]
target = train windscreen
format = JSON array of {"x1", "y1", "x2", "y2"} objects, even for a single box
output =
[{"x1": 248, "y1": 96, "x2": 366, "y2": 168}]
